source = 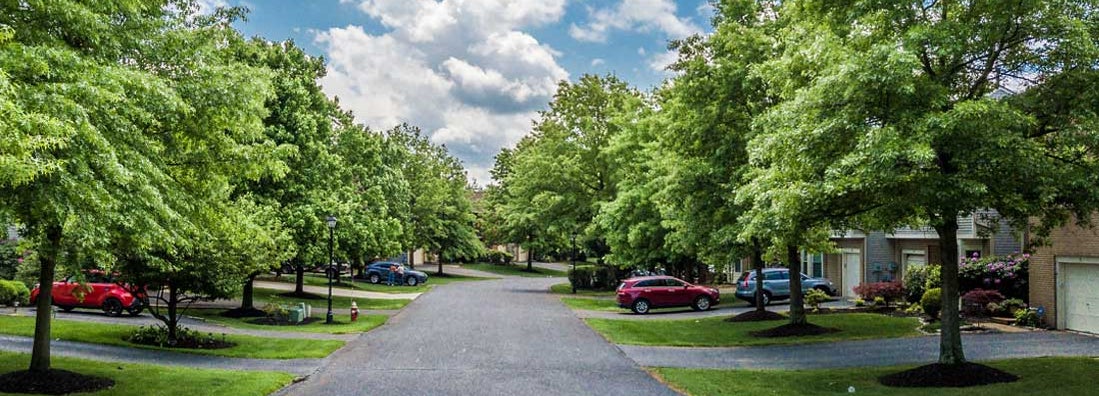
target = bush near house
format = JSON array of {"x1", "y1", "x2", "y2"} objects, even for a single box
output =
[
  {"x1": 0, "y1": 279, "x2": 29, "y2": 306},
  {"x1": 961, "y1": 289, "x2": 1006, "y2": 317},
  {"x1": 987, "y1": 298, "x2": 1026, "y2": 318},
  {"x1": 567, "y1": 264, "x2": 620, "y2": 291},
  {"x1": 959, "y1": 253, "x2": 1029, "y2": 301},
  {"x1": 483, "y1": 250, "x2": 513, "y2": 265},
  {"x1": 853, "y1": 281, "x2": 905, "y2": 306},
  {"x1": 921, "y1": 288, "x2": 943, "y2": 320},
  {"x1": 902, "y1": 264, "x2": 932, "y2": 304}
]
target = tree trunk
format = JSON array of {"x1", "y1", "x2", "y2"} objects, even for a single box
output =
[
  {"x1": 935, "y1": 217, "x2": 965, "y2": 365},
  {"x1": 408, "y1": 249, "x2": 415, "y2": 270},
  {"x1": 527, "y1": 247, "x2": 533, "y2": 271},
  {"x1": 787, "y1": 244, "x2": 806, "y2": 325},
  {"x1": 752, "y1": 240, "x2": 766, "y2": 312},
  {"x1": 240, "y1": 273, "x2": 256, "y2": 310},
  {"x1": 295, "y1": 262, "x2": 305, "y2": 294},
  {"x1": 437, "y1": 251, "x2": 444, "y2": 275},
  {"x1": 167, "y1": 282, "x2": 179, "y2": 344},
  {"x1": 29, "y1": 225, "x2": 61, "y2": 372}
]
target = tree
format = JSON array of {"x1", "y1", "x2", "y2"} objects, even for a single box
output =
[
  {"x1": 750, "y1": 0, "x2": 1099, "y2": 371},
  {"x1": 0, "y1": 0, "x2": 276, "y2": 376}
]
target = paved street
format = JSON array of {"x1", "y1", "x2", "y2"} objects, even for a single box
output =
[
  {"x1": 621, "y1": 331, "x2": 1099, "y2": 370},
  {"x1": 279, "y1": 277, "x2": 678, "y2": 396}
]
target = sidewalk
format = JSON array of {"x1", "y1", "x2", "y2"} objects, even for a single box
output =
[
  {"x1": 0, "y1": 335, "x2": 322, "y2": 375},
  {"x1": 619, "y1": 331, "x2": 1099, "y2": 369}
]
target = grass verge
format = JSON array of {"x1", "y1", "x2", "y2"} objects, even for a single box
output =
[
  {"x1": 0, "y1": 351, "x2": 293, "y2": 396},
  {"x1": 257, "y1": 273, "x2": 432, "y2": 294},
  {"x1": 650, "y1": 357, "x2": 1099, "y2": 396},
  {"x1": 586, "y1": 313, "x2": 921, "y2": 347},
  {"x1": 186, "y1": 309, "x2": 387, "y2": 335},
  {"x1": 0, "y1": 315, "x2": 343, "y2": 359},
  {"x1": 253, "y1": 287, "x2": 411, "y2": 310},
  {"x1": 562, "y1": 297, "x2": 622, "y2": 312},
  {"x1": 459, "y1": 263, "x2": 566, "y2": 277}
]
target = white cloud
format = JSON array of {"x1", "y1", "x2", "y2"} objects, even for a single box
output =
[
  {"x1": 637, "y1": 47, "x2": 647, "y2": 55},
  {"x1": 591, "y1": 58, "x2": 605, "y2": 66},
  {"x1": 569, "y1": 0, "x2": 702, "y2": 43},
  {"x1": 648, "y1": 50, "x2": 680, "y2": 73},
  {"x1": 319, "y1": 1, "x2": 569, "y2": 183}
]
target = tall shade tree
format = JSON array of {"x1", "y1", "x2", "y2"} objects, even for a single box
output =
[
  {"x1": 500, "y1": 75, "x2": 644, "y2": 264},
  {"x1": 0, "y1": 0, "x2": 277, "y2": 372},
  {"x1": 751, "y1": 0, "x2": 1099, "y2": 367}
]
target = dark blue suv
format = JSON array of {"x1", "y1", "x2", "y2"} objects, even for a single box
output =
[{"x1": 362, "y1": 262, "x2": 429, "y2": 286}]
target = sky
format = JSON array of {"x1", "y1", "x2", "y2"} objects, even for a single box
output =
[{"x1": 201, "y1": 0, "x2": 716, "y2": 185}]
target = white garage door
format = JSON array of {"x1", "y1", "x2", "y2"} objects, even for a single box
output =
[{"x1": 1064, "y1": 263, "x2": 1099, "y2": 334}]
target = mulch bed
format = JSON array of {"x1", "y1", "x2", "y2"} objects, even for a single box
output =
[
  {"x1": 0, "y1": 369, "x2": 115, "y2": 395},
  {"x1": 726, "y1": 310, "x2": 786, "y2": 322},
  {"x1": 246, "y1": 316, "x2": 322, "y2": 326},
  {"x1": 749, "y1": 322, "x2": 841, "y2": 338},
  {"x1": 220, "y1": 307, "x2": 268, "y2": 318},
  {"x1": 277, "y1": 291, "x2": 325, "y2": 300},
  {"x1": 130, "y1": 336, "x2": 235, "y2": 350},
  {"x1": 879, "y1": 362, "x2": 1019, "y2": 388}
]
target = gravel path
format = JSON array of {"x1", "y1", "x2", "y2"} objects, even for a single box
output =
[
  {"x1": 0, "y1": 335, "x2": 322, "y2": 375},
  {"x1": 621, "y1": 331, "x2": 1099, "y2": 369},
  {"x1": 254, "y1": 281, "x2": 421, "y2": 300},
  {"x1": 279, "y1": 277, "x2": 677, "y2": 396}
]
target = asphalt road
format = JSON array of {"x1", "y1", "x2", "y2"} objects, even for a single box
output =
[{"x1": 279, "y1": 277, "x2": 678, "y2": 396}]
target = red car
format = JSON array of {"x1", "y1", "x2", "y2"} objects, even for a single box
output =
[
  {"x1": 30, "y1": 270, "x2": 145, "y2": 317},
  {"x1": 616, "y1": 276, "x2": 720, "y2": 314}
]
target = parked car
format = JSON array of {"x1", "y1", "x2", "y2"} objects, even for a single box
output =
[
  {"x1": 361, "y1": 261, "x2": 429, "y2": 286},
  {"x1": 279, "y1": 261, "x2": 351, "y2": 279},
  {"x1": 734, "y1": 268, "x2": 836, "y2": 306},
  {"x1": 616, "y1": 276, "x2": 721, "y2": 314},
  {"x1": 29, "y1": 270, "x2": 146, "y2": 317}
]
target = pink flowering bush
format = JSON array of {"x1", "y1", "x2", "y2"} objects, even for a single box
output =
[
  {"x1": 959, "y1": 253, "x2": 1029, "y2": 300},
  {"x1": 853, "y1": 282, "x2": 906, "y2": 306}
]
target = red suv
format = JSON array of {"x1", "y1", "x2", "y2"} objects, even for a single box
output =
[
  {"x1": 616, "y1": 276, "x2": 720, "y2": 314},
  {"x1": 30, "y1": 270, "x2": 146, "y2": 317}
]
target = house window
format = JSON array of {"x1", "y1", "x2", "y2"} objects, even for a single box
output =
[{"x1": 801, "y1": 251, "x2": 824, "y2": 278}]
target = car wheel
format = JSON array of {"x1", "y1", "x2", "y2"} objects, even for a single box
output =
[
  {"x1": 406, "y1": 277, "x2": 419, "y2": 286},
  {"x1": 102, "y1": 299, "x2": 124, "y2": 317},
  {"x1": 369, "y1": 273, "x2": 380, "y2": 284},
  {"x1": 692, "y1": 296, "x2": 712, "y2": 311},
  {"x1": 631, "y1": 299, "x2": 651, "y2": 314}
]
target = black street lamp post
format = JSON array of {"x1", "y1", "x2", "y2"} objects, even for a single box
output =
[
  {"x1": 325, "y1": 215, "x2": 337, "y2": 324},
  {"x1": 570, "y1": 233, "x2": 577, "y2": 294}
]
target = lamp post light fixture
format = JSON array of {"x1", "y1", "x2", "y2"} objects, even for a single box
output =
[
  {"x1": 325, "y1": 215, "x2": 337, "y2": 325},
  {"x1": 570, "y1": 233, "x2": 578, "y2": 294}
]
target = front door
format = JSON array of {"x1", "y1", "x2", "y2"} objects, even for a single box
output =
[{"x1": 842, "y1": 252, "x2": 862, "y2": 298}]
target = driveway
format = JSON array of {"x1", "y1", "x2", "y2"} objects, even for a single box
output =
[
  {"x1": 621, "y1": 331, "x2": 1099, "y2": 369},
  {"x1": 279, "y1": 277, "x2": 677, "y2": 396}
]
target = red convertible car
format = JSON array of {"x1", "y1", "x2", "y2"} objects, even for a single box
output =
[
  {"x1": 29, "y1": 270, "x2": 145, "y2": 316},
  {"x1": 616, "y1": 276, "x2": 721, "y2": 314}
]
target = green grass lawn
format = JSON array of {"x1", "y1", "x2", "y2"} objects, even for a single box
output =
[
  {"x1": 417, "y1": 272, "x2": 497, "y2": 284},
  {"x1": 562, "y1": 297, "x2": 623, "y2": 312},
  {"x1": 0, "y1": 315, "x2": 343, "y2": 359},
  {"x1": 549, "y1": 283, "x2": 617, "y2": 297},
  {"x1": 186, "y1": 309, "x2": 387, "y2": 335},
  {"x1": 460, "y1": 263, "x2": 567, "y2": 277},
  {"x1": 651, "y1": 357, "x2": 1099, "y2": 396},
  {"x1": 586, "y1": 313, "x2": 921, "y2": 347},
  {"x1": 252, "y1": 287, "x2": 411, "y2": 310},
  {"x1": 0, "y1": 352, "x2": 294, "y2": 396}
]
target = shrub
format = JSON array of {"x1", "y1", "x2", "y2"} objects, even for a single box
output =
[
  {"x1": 988, "y1": 298, "x2": 1026, "y2": 317},
  {"x1": 128, "y1": 325, "x2": 232, "y2": 348},
  {"x1": 852, "y1": 282, "x2": 905, "y2": 305},
  {"x1": 591, "y1": 266, "x2": 619, "y2": 290},
  {"x1": 0, "y1": 279, "x2": 29, "y2": 306},
  {"x1": 902, "y1": 264, "x2": 933, "y2": 304},
  {"x1": 0, "y1": 242, "x2": 20, "y2": 280},
  {"x1": 568, "y1": 265, "x2": 596, "y2": 290},
  {"x1": 805, "y1": 288, "x2": 830, "y2": 312},
  {"x1": 1014, "y1": 308, "x2": 1041, "y2": 327},
  {"x1": 958, "y1": 253, "x2": 1028, "y2": 300},
  {"x1": 921, "y1": 288, "x2": 943, "y2": 320},
  {"x1": 923, "y1": 264, "x2": 942, "y2": 292},
  {"x1": 873, "y1": 296, "x2": 887, "y2": 307},
  {"x1": 483, "y1": 250, "x2": 513, "y2": 265},
  {"x1": 853, "y1": 298, "x2": 866, "y2": 307},
  {"x1": 261, "y1": 303, "x2": 289, "y2": 322},
  {"x1": 961, "y1": 289, "x2": 1006, "y2": 316}
]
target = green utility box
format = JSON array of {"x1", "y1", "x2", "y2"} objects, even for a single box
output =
[{"x1": 288, "y1": 307, "x2": 304, "y2": 324}]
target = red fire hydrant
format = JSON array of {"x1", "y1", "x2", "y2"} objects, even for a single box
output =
[{"x1": 350, "y1": 301, "x2": 359, "y2": 322}]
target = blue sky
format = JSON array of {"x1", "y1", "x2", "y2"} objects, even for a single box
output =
[{"x1": 205, "y1": 0, "x2": 715, "y2": 184}]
